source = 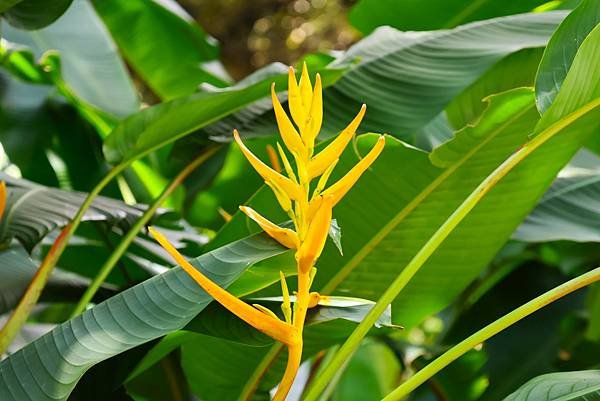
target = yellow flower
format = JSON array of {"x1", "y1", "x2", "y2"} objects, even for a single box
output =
[{"x1": 150, "y1": 63, "x2": 385, "y2": 401}]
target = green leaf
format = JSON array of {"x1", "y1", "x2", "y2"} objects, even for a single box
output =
[
  {"x1": 503, "y1": 370, "x2": 600, "y2": 401},
  {"x1": 92, "y1": 0, "x2": 229, "y2": 100},
  {"x1": 0, "y1": 173, "x2": 145, "y2": 251},
  {"x1": 0, "y1": 232, "x2": 287, "y2": 401},
  {"x1": 331, "y1": 339, "x2": 401, "y2": 401},
  {"x1": 2, "y1": 0, "x2": 139, "y2": 118},
  {"x1": 323, "y1": 12, "x2": 564, "y2": 139},
  {"x1": 446, "y1": 48, "x2": 544, "y2": 130},
  {"x1": 197, "y1": 13, "x2": 565, "y2": 143},
  {"x1": 1, "y1": 0, "x2": 73, "y2": 30},
  {"x1": 535, "y1": 0, "x2": 600, "y2": 113},
  {"x1": 515, "y1": 150, "x2": 600, "y2": 242},
  {"x1": 102, "y1": 66, "x2": 344, "y2": 164},
  {"x1": 348, "y1": 0, "x2": 550, "y2": 33}
]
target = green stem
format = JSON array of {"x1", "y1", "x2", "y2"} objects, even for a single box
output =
[
  {"x1": 301, "y1": 98, "x2": 600, "y2": 401},
  {"x1": 70, "y1": 146, "x2": 220, "y2": 317},
  {"x1": 382, "y1": 267, "x2": 600, "y2": 401},
  {"x1": 0, "y1": 163, "x2": 127, "y2": 355}
]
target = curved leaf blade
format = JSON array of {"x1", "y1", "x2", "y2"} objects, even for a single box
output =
[
  {"x1": 325, "y1": 12, "x2": 565, "y2": 139},
  {"x1": 503, "y1": 370, "x2": 600, "y2": 401}
]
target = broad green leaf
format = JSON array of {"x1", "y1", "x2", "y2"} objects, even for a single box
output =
[
  {"x1": 0, "y1": 232, "x2": 287, "y2": 401},
  {"x1": 324, "y1": 12, "x2": 565, "y2": 139},
  {"x1": 515, "y1": 150, "x2": 600, "y2": 242},
  {"x1": 196, "y1": 13, "x2": 565, "y2": 143},
  {"x1": 1, "y1": 0, "x2": 73, "y2": 29},
  {"x1": 503, "y1": 370, "x2": 600, "y2": 401},
  {"x1": 0, "y1": 173, "x2": 145, "y2": 251},
  {"x1": 535, "y1": 0, "x2": 600, "y2": 113},
  {"x1": 332, "y1": 339, "x2": 401, "y2": 401},
  {"x1": 92, "y1": 0, "x2": 230, "y2": 100},
  {"x1": 348, "y1": 0, "x2": 550, "y2": 33},
  {"x1": 102, "y1": 66, "x2": 344, "y2": 164},
  {"x1": 2, "y1": 0, "x2": 139, "y2": 118}
]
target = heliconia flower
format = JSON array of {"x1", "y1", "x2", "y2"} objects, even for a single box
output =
[
  {"x1": 238, "y1": 206, "x2": 299, "y2": 249},
  {"x1": 151, "y1": 63, "x2": 385, "y2": 401}
]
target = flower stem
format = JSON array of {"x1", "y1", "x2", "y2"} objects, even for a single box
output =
[
  {"x1": 382, "y1": 266, "x2": 600, "y2": 400},
  {"x1": 70, "y1": 146, "x2": 221, "y2": 317},
  {"x1": 301, "y1": 98, "x2": 600, "y2": 401},
  {"x1": 0, "y1": 163, "x2": 127, "y2": 355}
]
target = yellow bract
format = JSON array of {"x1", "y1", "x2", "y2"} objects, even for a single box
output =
[{"x1": 150, "y1": 64, "x2": 385, "y2": 401}]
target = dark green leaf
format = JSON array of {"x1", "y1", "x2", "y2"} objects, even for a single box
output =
[
  {"x1": 2, "y1": 0, "x2": 73, "y2": 30},
  {"x1": 323, "y1": 12, "x2": 564, "y2": 139}
]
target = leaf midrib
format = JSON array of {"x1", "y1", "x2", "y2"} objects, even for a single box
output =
[{"x1": 319, "y1": 102, "x2": 537, "y2": 294}]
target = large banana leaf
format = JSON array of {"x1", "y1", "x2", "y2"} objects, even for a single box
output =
[
  {"x1": 1, "y1": 0, "x2": 139, "y2": 118},
  {"x1": 195, "y1": 12, "x2": 565, "y2": 145},
  {"x1": 92, "y1": 0, "x2": 229, "y2": 100},
  {"x1": 324, "y1": 12, "x2": 564, "y2": 139},
  {"x1": 503, "y1": 370, "x2": 600, "y2": 401},
  {"x1": 0, "y1": 173, "x2": 145, "y2": 251},
  {"x1": 0, "y1": 232, "x2": 287, "y2": 401}
]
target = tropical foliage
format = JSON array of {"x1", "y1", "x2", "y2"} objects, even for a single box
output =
[{"x1": 0, "y1": 0, "x2": 598, "y2": 400}]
